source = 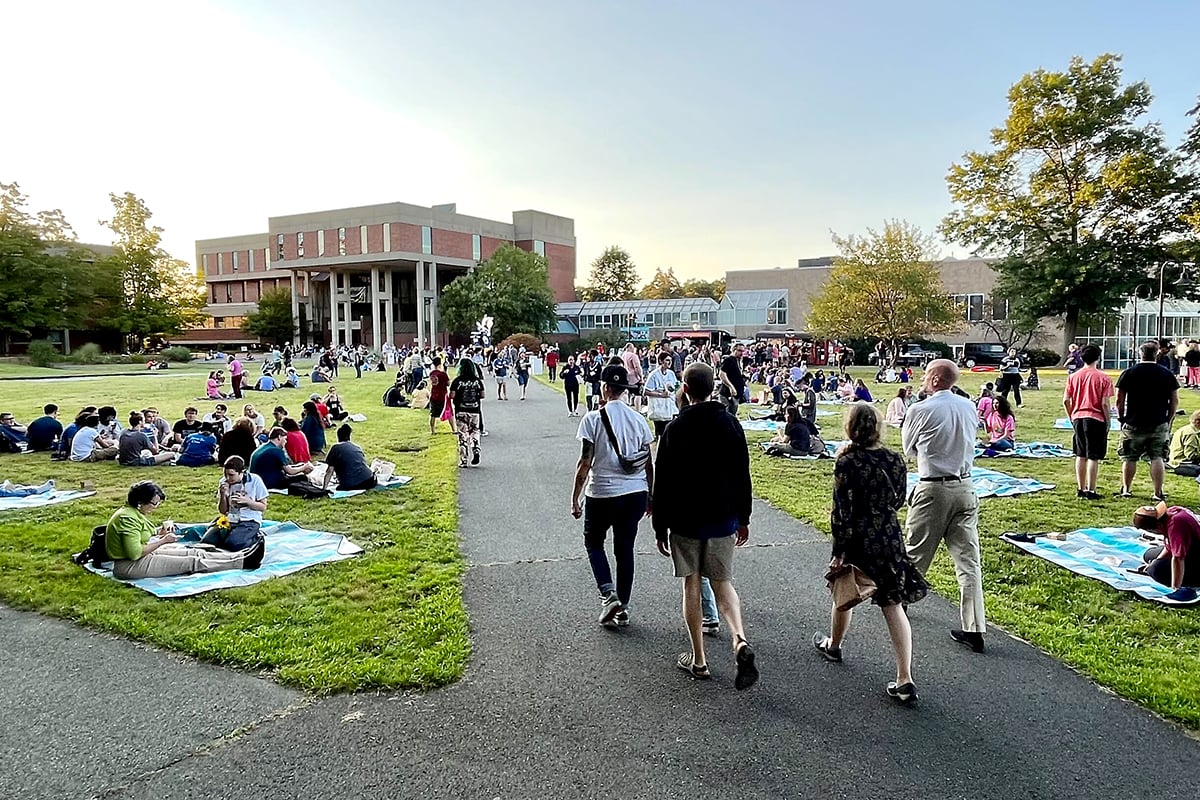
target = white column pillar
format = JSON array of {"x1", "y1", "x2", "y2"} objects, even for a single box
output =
[
  {"x1": 341, "y1": 271, "x2": 353, "y2": 347},
  {"x1": 329, "y1": 270, "x2": 340, "y2": 348},
  {"x1": 289, "y1": 271, "x2": 300, "y2": 344},
  {"x1": 384, "y1": 269, "x2": 395, "y2": 350},
  {"x1": 371, "y1": 266, "x2": 382, "y2": 350},
  {"x1": 415, "y1": 260, "x2": 426, "y2": 350},
  {"x1": 428, "y1": 261, "x2": 438, "y2": 346}
]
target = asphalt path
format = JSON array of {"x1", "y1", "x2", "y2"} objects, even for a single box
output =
[{"x1": 5, "y1": 378, "x2": 1198, "y2": 799}]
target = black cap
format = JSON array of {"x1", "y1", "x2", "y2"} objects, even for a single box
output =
[{"x1": 600, "y1": 364, "x2": 637, "y2": 391}]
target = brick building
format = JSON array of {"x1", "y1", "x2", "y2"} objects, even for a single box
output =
[{"x1": 183, "y1": 201, "x2": 576, "y2": 348}]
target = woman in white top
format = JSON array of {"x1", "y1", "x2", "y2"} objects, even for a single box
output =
[
  {"x1": 242, "y1": 403, "x2": 267, "y2": 438},
  {"x1": 884, "y1": 387, "x2": 907, "y2": 428}
]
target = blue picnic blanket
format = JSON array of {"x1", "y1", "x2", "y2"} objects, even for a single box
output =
[
  {"x1": 0, "y1": 479, "x2": 95, "y2": 512},
  {"x1": 906, "y1": 467, "x2": 1054, "y2": 498},
  {"x1": 1054, "y1": 418, "x2": 1120, "y2": 431},
  {"x1": 1002, "y1": 527, "x2": 1200, "y2": 606},
  {"x1": 268, "y1": 474, "x2": 413, "y2": 499},
  {"x1": 83, "y1": 520, "x2": 364, "y2": 598},
  {"x1": 975, "y1": 441, "x2": 1072, "y2": 459}
]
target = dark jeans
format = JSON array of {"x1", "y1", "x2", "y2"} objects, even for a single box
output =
[
  {"x1": 998, "y1": 373, "x2": 1022, "y2": 406},
  {"x1": 231, "y1": 373, "x2": 243, "y2": 398},
  {"x1": 201, "y1": 519, "x2": 261, "y2": 551},
  {"x1": 549, "y1": 365, "x2": 557, "y2": 381},
  {"x1": 583, "y1": 491, "x2": 646, "y2": 605},
  {"x1": 1143, "y1": 544, "x2": 1200, "y2": 587},
  {"x1": 565, "y1": 383, "x2": 579, "y2": 412}
]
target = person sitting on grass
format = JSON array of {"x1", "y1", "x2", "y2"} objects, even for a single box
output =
[
  {"x1": 202, "y1": 403, "x2": 233, "y2": 436},
  {"x1": 310, "y1": 365, "x2": 332, "y2": 384},
  {"x1": 141, "y1": 407, "x2": 173, "y2": 451},
  {"x1": 272, "y1": 405, "x2": 288, "y2": 428},
  {"x1": 764, "y1": 406, "x2": 825, "y2": 458},
  {"x1": 382, "y1": 377, "x2": 410, "y2": 407},
  {"x1": 1167, "y1": 410, "x2": 1200, "y2": 476},
  {"x1": 884, "y1": 387, "x2": 907, "y2": 428},
  {"x1": 242, "y1": 403, "x2": 267, "y2": 439},
  {"x1": 323, "y1": 387, "x2": 349, "y2": 422},
  {"x1": 98, "y1": 406, "x2": 122, "y2": 440},
  {"x1": 853, "y1": 379, "x2": 874, "y2": 403},
  {"x1": 983, "y1": 396, "x2": 1017, "y2": 452},
  {"x1": 176, "y1": 424, "x2": 219, "y2": 467},
  {"x1": 0, "y1": 410, "x2": 29, "y2": 451},
  {"x1": 322, "y1": 424, "x2": 379, "y2": 492},
  {"x1": 249, "y1": 426, "x2": 316, "y2": 490},
  {"x1": 26, "y1": 404, "x2": 62, "y2": 452},
  {"x1": 1132, "y1": 503, "x2": 1199, "y2": 599},
  {"x1": 300, "y1": 401, "x2": 327, "y2": 455},
  {"x1": 201, "y1": 456, "x2": 269, "y2": 552},
  {"x1": 253, "y1": 370, "x2": 277, "y2": 392},
  {"x1": 172, "y1": 407, "x2": 204, "y2": 445},
  {"x1": 218, "y1": 417, "x2": 258, "y2": 466},
  {"x1": 118, "y1": 412, "x2": 175, "y2": 467},
  {"x1": 70, "y1": 414, "x2": 118, "y2": 462},
  {"x1": 977, "y1": 383, "x2": 995, "y2": 427},
  {"x1": 281, "y1": 367, "x2": 301, "y2": 389},
  {"x1": 57, "y1": 407, "x2": 96, "y2": 459},
  {"x1": 206, "y1": 371, "x2": 227, "y2": 400},
  {"x1": 280, "y1": 417, "x2": 311, "y2": 463},
  {"x1": 105, "y1": 480, "x2": 263, "y2": 580}
]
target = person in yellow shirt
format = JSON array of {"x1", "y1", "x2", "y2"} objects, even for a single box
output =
[{"x1": 1168, "y1": 410, "x2": 1200, "y2": 475}]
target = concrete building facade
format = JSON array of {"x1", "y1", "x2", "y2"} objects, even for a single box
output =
[{"x1": 186, "y1": 201, "x2": 576, "y2": 349}]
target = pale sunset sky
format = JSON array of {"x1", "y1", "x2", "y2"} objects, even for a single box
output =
[{"x1": 4, "y1": 0, "x2": 1198, "y2": 284}]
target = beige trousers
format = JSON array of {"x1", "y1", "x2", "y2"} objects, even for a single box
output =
[
  {"x1": 905, "y1": 480, "x2": 986, "y2": 633},
  {"x1": 112, "y1": 544, "x2": 245, "y2": 580}
]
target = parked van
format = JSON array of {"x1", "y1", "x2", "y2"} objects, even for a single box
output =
[{"x1": 960, "y1": 342, "x2": 1007, "y2": 367}]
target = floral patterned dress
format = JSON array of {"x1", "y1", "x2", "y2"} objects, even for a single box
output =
[{"x1": 830, "y1": 446, "x2": 928, "y2": 607}]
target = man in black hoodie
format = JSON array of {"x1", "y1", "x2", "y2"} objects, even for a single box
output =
[{"x1": 652, "y1": 362, "x2": 758, "y2": 690}]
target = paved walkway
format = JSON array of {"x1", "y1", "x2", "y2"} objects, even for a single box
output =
[{"x1": 4, "y1": 379, "x2": 1198, "y2": 798}]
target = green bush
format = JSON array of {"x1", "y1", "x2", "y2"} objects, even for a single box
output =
[
  {"x1": 70, "y1": 343, "x2": 103, "y2": 364},
  {"x1": 161, "y1": 346, "x2": 194, "y2": 363},
  {"x1": 26, "y1": 340, "x2": 61, "y2": 367}
]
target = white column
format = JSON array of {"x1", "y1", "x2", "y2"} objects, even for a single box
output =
[
  {"x1": 329, "y1": 270, "x2": 340, "y2": 348},
  {"x1": 415, "y1": 260, "x2": 426, "y2": 350},
  {"x1": 341, "y1": 271, "x2": 353, "y2": 347},
  {"x1": 428, "y1": 261, "x2": 438, "y2": 346},
  {"x1": 289, "y1": 271, "x2": 300, "y2": 344},
  {"x1": 384, "y1": 269, "x2": 395, "y2": 349},
  {"x1": 371, "y1": 266, "x2": 382, "y2": 350}
]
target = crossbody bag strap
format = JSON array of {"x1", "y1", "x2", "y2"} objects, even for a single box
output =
[{"x1": 599, "y1": 407, "x2": 625, "y2": 460}]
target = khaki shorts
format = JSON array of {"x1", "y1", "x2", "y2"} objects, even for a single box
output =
[
  {"x1": 1117, "y1": 423, "x2": 1170, "y2": 462},
  {"x1": 670, "y1": 533, "x2": 735, "y2": 581}
]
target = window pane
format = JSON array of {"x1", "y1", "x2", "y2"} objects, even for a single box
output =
[
  {"x1": 472, "y1": 234, "x2": 481, "y2": 262},
  {"x1": 422, "y1": 226, "x2": 432, "y2": 255}
]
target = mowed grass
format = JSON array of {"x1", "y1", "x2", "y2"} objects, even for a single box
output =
[
  {"x1": 748, "y1": 367, "x2": 1200, "y2": 728},
  {"x1": 0, "y1": 366, "x2": 468, "y2": 693}
]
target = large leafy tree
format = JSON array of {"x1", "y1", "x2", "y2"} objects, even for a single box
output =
[
  {"x1": 579, "y1": 246, "x2": 639, "y2": 301},
  {"x1": 95, "y1": 192, "x2": 206, "y2": 349},
  {"x1": 242, "y1": 287, "x2": 295, "y2": 345},
  {"x1": 807, "y1": 220, "x2": 962, "y2": 359},
  {"x1": 941, "y1": 54, "x2": 1197, "y2": 348},
  {"x1": 440, "y1": 244, "x2": 556, "y2": 342},
  {"x1": 638, "y1": 267, "x2": 683, "y2": 299},
  {"x1": 0, "y1": 182, "x2": 93, "y2": 352},
  {"x1": 681, "y1": 277, "x2": 725, "y2": 301}
]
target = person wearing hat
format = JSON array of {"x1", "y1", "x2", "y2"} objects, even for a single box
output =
[
  {"x1": 570, "y1": 363, "x2": 655, "y2": 627},
  {"x1": 1133, "y1": 502, "x2": 1200, "y2": 599}
]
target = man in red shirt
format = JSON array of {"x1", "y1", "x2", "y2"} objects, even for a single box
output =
[
  {"x1": 546, "y1": 347, "x2": 559, "y2": 382},
  {"x1": 428, "y1": 356, "x2": 452, "y2": 434},
  {"x1": 1062, "y1": 344, "x2": 1115, "y2": 500}
]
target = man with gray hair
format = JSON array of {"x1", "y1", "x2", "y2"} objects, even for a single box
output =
[{"x1": 902, "y1": 359, "x2": 987, "y2": 653}]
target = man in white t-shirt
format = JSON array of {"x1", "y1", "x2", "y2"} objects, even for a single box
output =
[
  {"x1": 643, "y1": 351, "x2": 680, "y2": 439},
  {"x1": 571, "y1": 364, "x2": 654, "y2": 627}
]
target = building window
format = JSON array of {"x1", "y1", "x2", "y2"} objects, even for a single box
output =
[
  {"x1": 360, "y1": 225, "x2": 368, "y2": 254},
  {"x1": 248, "y1": 249, "x2": 255, "y2": 271},
  {"x1": 383, "y1": 223, "x2": 391, "y2": 252},
  {"x1": 421, "y1": 226, "x2": 432, "y2": 255},
  {"x1": 534, "y1": 240, "x2": 546, "y2": 257},
  {"x1": 579, "y1": 315, "x2": 594, "y2": 330},
  {"x1": 297, "y1": 232, "x2": 304, "y2": 258},
  {"x1": 232, "y1": 251, "x2": 239, "y2": 272},
  {"x1": 991, "y1": 295, "x2": 1009, "y2": 321},
  {"x1": 338, "y1": 227, "x2": 347, "y2": 256},
  {"x1": 318, "y1": 230, "x2": 326, "y2": 256},
  {"x1": 967, "y1": 294, "x2": 985, "y2": 323},
  {"x1": 767, "y1": 296, "x2": 788, "y2": 325},
  {"x1": 217, "y1": 253, "x2": 223, "y2": 272},
  {"x1": 472, "y1": 234, "x2": 481, "y2": 262},
  {"x1": 213, "y1": 317, "x2": 225, "y2": 329},
  {"x1": 225, "y1": 284, "x2": 233, "y2": 302},
  {"x1": 202, "y1": 254, "x2": 209, "y2": 273},
  {"x1": 276, "y1": 234, "x2": 284, "y2": 260}
]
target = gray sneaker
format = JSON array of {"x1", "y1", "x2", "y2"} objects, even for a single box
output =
[
  {"x1": 598, "y1": 592, "x2": 623, "y2": 624},
  {"x1": 702, "y1": 620, "x2": 720, "y2": 636},
  {"x1": 613, "y1": 610, "x2": 630, "y2": 627}
]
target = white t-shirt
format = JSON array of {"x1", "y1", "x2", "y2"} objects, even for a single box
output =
[
  {"x1": 577, "y1": 399, "x2": 654, "y2": 498},
  {"x1": 644, "y1": 368, "x2": 679, "y2": 421},
  {"x1": 203, "y1": 413, "x2": 234, "y2": 434},
  {"x1": 219, "y1": 472, "x2": 269, "y2": 524},
  {"x1": 70, "y1": 427, "x2": 101, "y2": 461}
]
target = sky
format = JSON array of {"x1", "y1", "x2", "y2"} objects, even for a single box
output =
[{"x1": 4, "y1": 0, "x2": 1198, "y2": 284}]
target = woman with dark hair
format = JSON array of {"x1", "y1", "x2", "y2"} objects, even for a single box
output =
[
  {"x1": 98, "y1": 405, "x2": 122, "y2": 439},
  {"x1": 323, "y1": 387, "x2": 349, "y2": 422},
  {"x1": 299, "y1": 401, "x2": 326, "y2": 455},
  {"x1": 105, "y1": 480, "x2": 263, "y2": 579},
  {"x1": 764, "y1": 406, "x2": 823, "y2": 458},
  {"x1": 218, "y1": 417, "x2": 258, "y2": 465},
  {"x1": 984, "y1": 396, "x2": 1016, "y2": 452},
  {"x1": 813, "y1": 402, "x2": 928, "y2": 704},
  {"x1": 1133, "y1": 503, "x2": 1200, "y2": 596},
  {"x1": 280, "y1": 417, "x2": 311, "y2": 464},
  {"x1": 449, "y1": 357, "x2": 485, "y2": 468},
  {"x1": 201, "y1": 456, "x2": 269, "y2": 552}
]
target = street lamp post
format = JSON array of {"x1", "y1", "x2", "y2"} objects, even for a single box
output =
[{"x1": 1131, "y1": 283, "x2": 1153, "y2": 369}]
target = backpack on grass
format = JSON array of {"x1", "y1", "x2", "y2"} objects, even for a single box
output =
[{"x1": 71, "y1": 525, "x2": 108, "y2": 569}]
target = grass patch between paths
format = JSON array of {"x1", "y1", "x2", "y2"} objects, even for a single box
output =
[{"x1": 0, "y1": 370, "x2": 469, "y2": 693}]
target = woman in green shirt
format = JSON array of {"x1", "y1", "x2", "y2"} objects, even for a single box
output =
[{"x1": 106, "y1": 481, "x2": 265, "y2": 580}]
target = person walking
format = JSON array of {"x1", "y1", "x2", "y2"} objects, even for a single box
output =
[
  {"x1": 1063, "y1": 344, "x2": 1115, "y2": 500},
  {"x1": 560, "y1": 354, "x2": 582, "y2": 417},
  {"x1": 1115, "y1": 341, "x2": 1179, "y2": 501},
  {"x1": 997, "y1": 347, "x2": 1023, "y2": 407},
  {"x1": 643, "y1": 351, "x2": 679, "y2": 438},
  {"x1": 718, "y1": 343, "x2": 747, "y2": 415},
  {"x1": 546, "y1": 346, "x2": 559, "y2": 383},
  {"x1": 813, "y1": 402, "x2": 928, "y2": 703},
  {"x1": 652, "y1": 362, "x2": 758, "y2": 689},
  {"x1": 620, "y1": 343, "x2": 645, "y2": 411},
  {"x1": 570, "y1": 364, "x2": 654, "y2": 627},
  {"x1": 449, "y1": 358, "x2": 485, "y2": 467},
  {"x1": 229, "y1": 354, "x2": 245, "y2": 399},
  {"x1": 428, "y1": 356, "x2": 452, "y2": 434},
  {"x1": 903, "y1": 359, "x2": 987, "y2": 653},
  {"x1": 516, "y1": 347, "x2": 531, "y2": 400}
]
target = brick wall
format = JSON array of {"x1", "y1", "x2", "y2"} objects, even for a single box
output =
[
  {"x1": 433, "y1": 229, "x2": 472, "y2": 259},
  {"x1": 545, "y1": 242, "x2": 577, "y2": 303},
  {"x1": 391, "y1": 222, "x2": 423, "y2": 253},
  {"x1": 367, "y1": 224, "x2": 384, "y2": 254},
  {"x1": 480, "y1": 236, "x2": 506, "y2": 260}
]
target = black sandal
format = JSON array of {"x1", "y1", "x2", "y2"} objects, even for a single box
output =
[
  {"x1": 734, "y1": 636, "x2": 759, "y2": 690},
  {"x1": 676, "y1": 652, "x2": 711, "y2": 680}
]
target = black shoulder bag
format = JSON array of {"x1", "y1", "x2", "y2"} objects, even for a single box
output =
[{"x1": 599, "y1": 407, "x2": 651, "y2": 474}]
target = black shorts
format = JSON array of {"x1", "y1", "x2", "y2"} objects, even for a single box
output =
[
  {"x1": 429, "y1": 398, "x2": 445, "y2": 418},
  {"x1": 1072, "y1": 417, "x2": 1108, "y2": 460}
]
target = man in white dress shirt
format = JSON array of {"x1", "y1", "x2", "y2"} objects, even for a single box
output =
[{"x1": 902, "y1": 359, "x2": 987, "y2": 653}]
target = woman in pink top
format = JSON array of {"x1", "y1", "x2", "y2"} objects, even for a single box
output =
[
  {"x1": 984, "y1": 397, "x2": 1016, "y2": 451},
  {"x1": 976, "y1": 383, "x2": 994, "y2": 426}
]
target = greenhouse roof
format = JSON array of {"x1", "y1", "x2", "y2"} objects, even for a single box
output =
[
  {"x1": 720, "y1": 289, "x2": 788, "y2": 310},
  {"x1": 556, "y1": 298, "x2": 719, "y2": 315}
]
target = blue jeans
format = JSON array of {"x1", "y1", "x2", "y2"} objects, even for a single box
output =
[
  {"x1": 701, "y1": 578, "x2": 720, "y2": 624},
  {"x1": 583, "y1": 492, "x2": 646, "y2": 606},
  {"x1": 201, "y1": 519, "x2": 261, "y2": 551}
]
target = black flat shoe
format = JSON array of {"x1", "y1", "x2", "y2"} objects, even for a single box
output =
[
  {"x1": 950, "y1": 629, "x2": 985, "y2": 653},
  {"x1": 734, "y1": 636, "x2": 758, "y2": 690},
  {"x1": 812, "y1": 632, "x2": 842, "y2": 663},
  {"x1": 887, "y1": 681, "x2": 919, "y2": 704}
]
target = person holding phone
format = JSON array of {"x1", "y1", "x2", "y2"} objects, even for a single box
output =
[{"x1": 202, "y1": 456, "x2": 269, "y2": 552}]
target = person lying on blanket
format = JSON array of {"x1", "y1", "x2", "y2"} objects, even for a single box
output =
[
  {"x1": 200, "y1": 456, "x2": 269, "y2": 552},
  {"x1": 105, "y1": 480, "x2": 264, "y2": 580},
  {"x1": 1132, "y1": 503, "x2": 1200, "y2": 594}
]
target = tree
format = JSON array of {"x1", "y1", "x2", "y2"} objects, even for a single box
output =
[
  {"x1": 95, "y1": 192, "x2": 206, "y2": 349},
  {"x1": 638, "y1": 267, "x2": 683, "y2": 299},
  {"x1": 0, "y1": 182, "x2": 93, "y2": 352},
  {"x1": 941, "y1": 54, "x2": 1197, "y2": 348},
  {"x1": 806, "y1": 220, "x2": 962, "y2": 360},
  {"x1": 979, "y1": 298, "x2": 1042, "y2": 351},
  {"x1": 440, "y1": 244, "x2": 557, "y2": 342},
  {"x1": 579, "y1": 246, "x2": 639, "y2": 301},
  {"x1": 242, "y1": 287, "x2": 295, "y2": 344},
  {"x1": 681, "y1": 277, "x2": 725, "y2": 301}
]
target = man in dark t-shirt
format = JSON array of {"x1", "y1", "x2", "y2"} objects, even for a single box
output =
[
  {"x1": 323, "y1": 424, "x2": 377, "y2": 491},
  {"x1": 173, "y1": 407, "x2": 204, "y2": 444},
  {"x1": 1115, "y1": 341, "x2": 1179, "y2": 500},
  {"x1": 718, "y1": 344, "x2": 746, "y2": 414},
  {"x1": 26, "y1": 404, "x2": 63, "y2": 452}
]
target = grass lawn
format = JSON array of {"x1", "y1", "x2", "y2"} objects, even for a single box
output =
[
  {"x1": 748, "y1": 367, "x2": 1200, "y2": 728},
  {"x1": 0, "y1": 369, "x2": 468, "y2": 693}
]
